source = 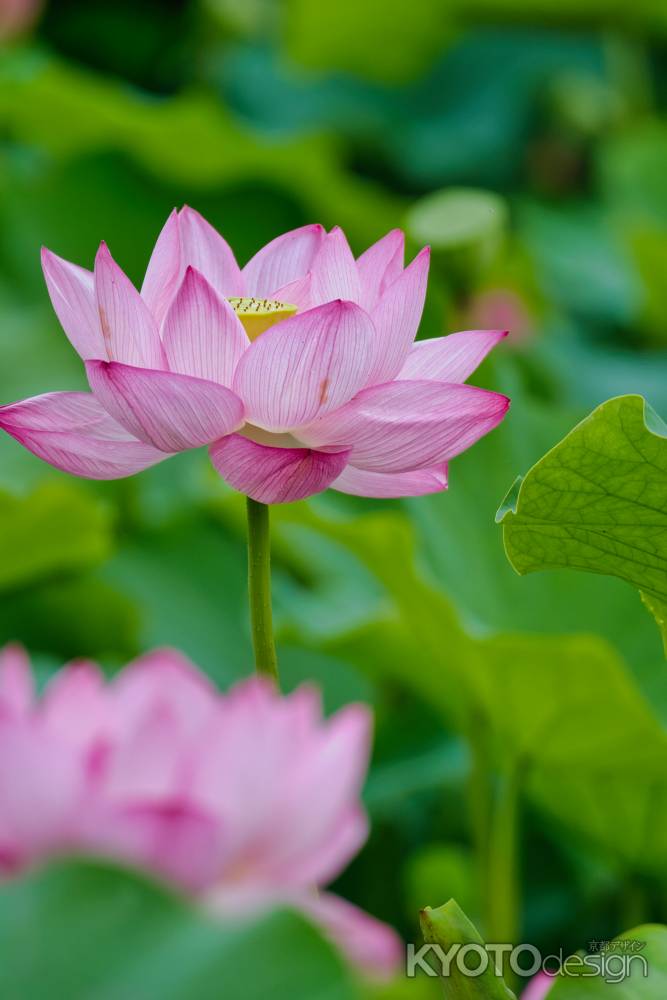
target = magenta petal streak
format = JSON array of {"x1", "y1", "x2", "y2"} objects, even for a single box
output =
[
  {"x1": 210, "y1": 434, "x2": 350, "y2": 504},
  {"x1": 0, "y1": 392, "x2": 171, "y2": 478},
  {"x1": 87, "y1": 361, "x2": 244, "y2": 452}
]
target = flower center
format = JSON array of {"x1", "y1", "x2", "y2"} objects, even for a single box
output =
[{"x1": 228, "y1": 297, "x2": 297, "y2": 341}]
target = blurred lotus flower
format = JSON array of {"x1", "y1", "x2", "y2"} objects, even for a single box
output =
[
  {"x1": 522, "y1": 971, "x2": 555, "y2": 999},
  {"x1": 0, "y1": 0, "x2": 42, "y2": 40},
  {"x1": 0, "y1": 209, "x2": 509, "y2": 502},
  {"x1": 0, "y1": 643, "x2": 400, "y2": 978},
  {"x1": 467, "y1": 288, "x2": 532, "y2": 345}
]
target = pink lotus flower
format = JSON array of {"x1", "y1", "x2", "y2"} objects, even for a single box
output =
[
  {"x1": 522, "y1": 971, "x2": 555, "y2": 999},
  {"x1": 0, "y1": 643, "x2": 400, "y2": 978},
  {"x1": 467, "y1": 287, "x2": 532, "y2": 345},
  {"x1": 0, "y1": 210, "x2": 509, "y2": 503},
  {"x1": 0, "y1": 0, "x2": 42, "y2": 40}
]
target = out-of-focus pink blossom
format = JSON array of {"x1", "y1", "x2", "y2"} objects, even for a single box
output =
[
  {"x1": 467, "y1": 288, "x2": 532, "y2": 345},
  {"x1": 0, "y1": 643, "x2": 401, "y2": 978},
  {"x1": 522, "y1": 970, "x2": 555, "y2": 999},
  {"x1": 0, "y1": 0, "x2": 42, "y2": 40},
  {"x1": 0, "y1": 210, "x2": 509, "y2": 502}
]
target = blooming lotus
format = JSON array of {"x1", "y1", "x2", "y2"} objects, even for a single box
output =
[
  {"x1": 0, "y1": 644, "x2": 400, "y2": 978},
  {"x1": 522, "y1": 971, "x2": 555, "y2": 999},
  {"x1": 0, "y1": 209, "x2": 509, "y2": 503},
  {"x1": 0, "y1": 0, "x2": 42, "y2": 40}
]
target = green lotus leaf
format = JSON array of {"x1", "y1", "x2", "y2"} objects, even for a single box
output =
[
  {"x1": 498, "y1": 395, "x2": 667, "y2": 648},
  {"x1": 549, "y1": 924, "x2": 667, "y2": 998},
  {"x1": 0, "y1": 859, "x2": 357, "y2": 1000}
]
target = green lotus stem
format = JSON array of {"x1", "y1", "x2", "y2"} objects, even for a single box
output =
[
  {"x1": 486, "y1": 761, "x2": 522, "y2": 977},
  {"x1": 246, "y1": 497, "x2": 279, "y2": 683},
  {"x1": 623, "y1": 880, "x2": 647, "y2": 930},
  {"x1": 468, "y1": 717, "x2": 492, "y2": 902}
]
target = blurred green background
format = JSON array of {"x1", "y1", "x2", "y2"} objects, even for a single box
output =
[{"x1": 1, "y1": 0, "x2": 667, "y2": 996}]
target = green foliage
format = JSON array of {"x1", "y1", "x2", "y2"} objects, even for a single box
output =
[
  {"x1": 0, "y1": 859, "x2": 358, "y2": 1000},
  {"x1": 406, "y1": 188, "x2": 509, "y2": 288},
  {"x1": 0, "y1": 575, "x2": 139, "y2": 660},
  {"x1": 406, "y1": 189, "x2": 508, "y2": 252},
  {"x1": 0, "y1": 52, "x2": 401, "y2": 248},
  {"x1": 1, "y1": 0, "x2": 667, "y2": 988},
  {"x1": 518, "y1": 201, "x2": 640, "y2": 327},
  {"x1": 420, "y1": 900, "x2": 516, "y2": 999},
  {"x1": 275, "y1": 502, "x2": 665, "y2": 761},
  {"x1": 0, "y1": 482, "x2": 111, "y2": 592},
  {"x1": 498, "y1": 395, "x2": 667, "y2": 647},
  {"x1": 530, "y1": 768, "x2": 667, "y2": 875},
  {"x1": 0, "y1": 482, "x2": 137, "y2": 658},
  {"x1": 406, "y1": 846, "x2": 479, "y2": 928},
  {"x1": 598, "y1": 123, "x2": 667, "y2": 228},
  {"x1": 409, "y1": 389, "x2": 663, "y2": 672},
  {"x1": 549, "y1": 926, "x2": 667, "y2": 998},
  {"x1": 271, "y1": 501, "x2": 667, "y2": 895},
  {"x1": 103, "y1": 514, "x2": 252, "y2": 685},
  {"x1": 285, "y1": 0, "x2": 452, "y2": 83},
  {"x1": 469, "y1": 631, "x2": 666, "y2": 771}
]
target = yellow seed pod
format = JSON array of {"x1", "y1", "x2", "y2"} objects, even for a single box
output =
[{"x1": 228, "y1": 298, "x2": 297, "y2": 341}]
